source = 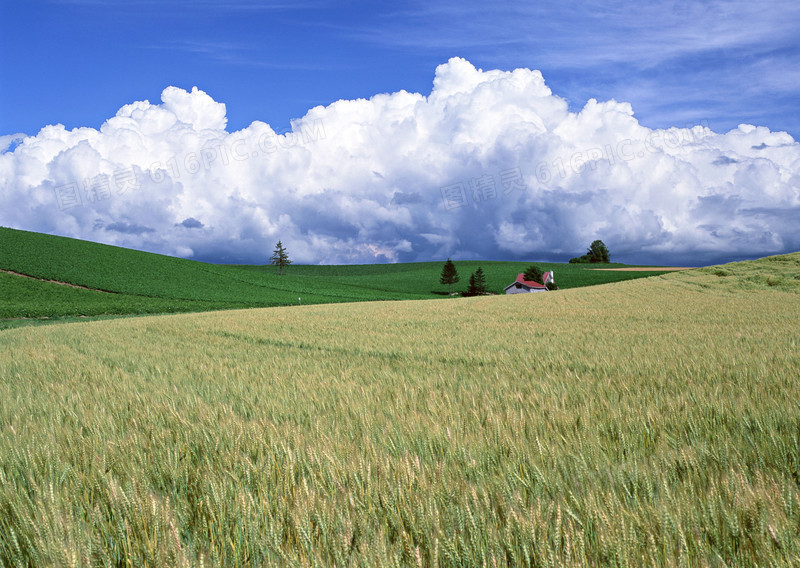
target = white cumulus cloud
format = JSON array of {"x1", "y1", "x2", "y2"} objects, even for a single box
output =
[{"x1": 1, "y1": 58, "x2": 799, "y2": 265}]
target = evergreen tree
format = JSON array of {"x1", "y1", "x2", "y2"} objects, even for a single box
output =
[
  {"x1": 523, "y1": 264, "x2": 544, "y2": 284},
  {"x1": 466, "y1": 267, "x2": 488, "y2": 296},
  {"x1": 439, "y1": 258, "x2": 460, "y2": 293},
  {"x1": 270, "y1": 240, "x2": 292, "y2": 275},
  {"x1": 467, "y1": 272, "x2": 476, "y2": 295}
]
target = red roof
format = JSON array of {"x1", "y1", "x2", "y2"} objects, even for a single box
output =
[{"x1": 514, "y1": 273, "x2": 547, "y2": 289}]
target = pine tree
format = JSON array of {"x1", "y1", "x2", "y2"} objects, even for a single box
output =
[
  {"x1": 473, "y1": 267, "x2": 487, "y2": 294},
  {"x1": 439, "y1": 258, "x2": 460, "y2": 294},
  {"x1": 467, "y1": 272, "x2": 476, "y2": 295},
  {"x1": 466, "y1": 267, "x2": 488, "y2": 296},
  {"x1": 270, "y1": 240, "x2": 292, "y2": 275}
]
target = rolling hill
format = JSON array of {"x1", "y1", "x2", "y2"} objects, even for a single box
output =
[
  {"x1": 0, "y1": 252, "x2": 798, "y2": 565},
  {"x1": 0, "y1": 227, "x2": 679, "y2": 326}
]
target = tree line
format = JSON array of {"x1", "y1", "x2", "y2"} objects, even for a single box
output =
[{"x1": 569, "y1": 240, "x2": 610, "y2": 263}]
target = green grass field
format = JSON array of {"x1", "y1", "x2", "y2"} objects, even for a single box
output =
[
  {"x1": 1, "y1": 227, "x2": 680, "y2": 327},
  {"x1": 1, "y1": 252, "x2": 799, "y2": 566}
]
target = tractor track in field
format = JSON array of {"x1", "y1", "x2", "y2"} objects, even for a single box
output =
[{"x1": 0, "y1": 269, "x2": 120, "y2": 294}]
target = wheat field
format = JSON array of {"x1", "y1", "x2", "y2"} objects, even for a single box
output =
[{"x1": 1, "y1": 256, "x2": 799, "y2": 566}]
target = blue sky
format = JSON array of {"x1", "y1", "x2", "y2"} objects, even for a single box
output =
[
  {"x1": 1, "y1": 1, "x2": 799, "y2": 265},
  {"x1": 2, "y1": 0, "x2": 799, "y2": 138}
]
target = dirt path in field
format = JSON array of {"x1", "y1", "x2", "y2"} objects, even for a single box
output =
[
  {"x1": 0, "y1": 269, "x2": 119, "y2": 293},
  {"x1": 588, "y1": 267, "x2": 694, "y2": 272}
]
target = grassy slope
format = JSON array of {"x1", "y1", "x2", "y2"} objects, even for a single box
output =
[
  {"x1": 0, "y1": 272, "x2": 233, "y2": 320},
  {"x1": 0, "y1": 227, "x2": 677, "y2": 325},
  {"x1": 0, "y1": 227, "x2": 424, "y2": 309},
  {"x1": 1, "y1": 253, "x2": 799, "y2": 565}
]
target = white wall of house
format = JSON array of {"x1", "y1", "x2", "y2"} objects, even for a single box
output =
[{"x1": 505, "y1": 283, "x2": 546, "y2": 294}]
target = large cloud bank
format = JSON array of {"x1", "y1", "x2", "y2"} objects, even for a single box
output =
[{"x1": 2, "y1": 58, "x2": 799, "y2": 265}]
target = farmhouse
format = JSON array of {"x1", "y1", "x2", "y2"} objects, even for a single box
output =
[{"x1": 504, "y1": 271, "x2": 553, "y2": 294}]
